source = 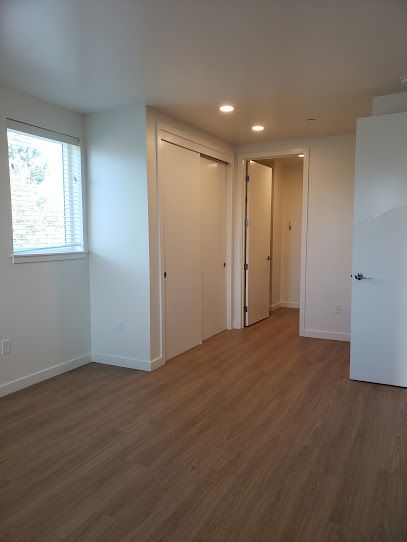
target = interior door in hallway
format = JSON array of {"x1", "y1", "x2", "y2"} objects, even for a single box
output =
[
  {"x1": 245, "y1": 161, "x2": 272, "y2": 326},
  {"x1": 350, "y1": 112, "x2": 407, "y2": 386},
  {"x1": 201, "y1": 156, "x2": 227, "y2": 340},
  {"x1": 160, "y1": 141, "x2": 202, "y2": 360}
]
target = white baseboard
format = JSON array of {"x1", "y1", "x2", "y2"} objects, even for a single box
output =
[
  {"x1": 281, "y1": 301, "x2": 300, "y2": 309},
  {"x1": 270, "y1": 301, "x2": 300, "y2": 311},
  {"x1": 0, "y1": 354, "x2": 91, "y2": 398},
  {"x1": 150, "y1": 356, "x2": 165, "y2": 371},
  {"x1": 303, "y1": 329, "x2": 350, "y2": 342},
  {"x1": 91, "y1": 353, "x2": 165, "y2": 372}
]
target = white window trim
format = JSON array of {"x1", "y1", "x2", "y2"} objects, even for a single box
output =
[
  {"x1": 6, "y1": 118, "x2": 88, "y2": 264},
  {"x1": 12, "y1": 251, "x2": 88, "y2": 264}
]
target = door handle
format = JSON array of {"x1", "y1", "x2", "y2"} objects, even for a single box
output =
[
  {"x1": 353, "y1": 273, "x2": 371, "y2": 280},
  {"x1": 267, "y1": 256, "x2": 272, "y2": 261}
]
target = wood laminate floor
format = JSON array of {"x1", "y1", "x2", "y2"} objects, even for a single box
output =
[{"x1": 1, "y1": 309, "x2": 407, "y2": 541}]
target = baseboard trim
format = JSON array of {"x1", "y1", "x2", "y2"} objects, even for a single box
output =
[
  {"x1": 270, "y1": 302, "x2": 281, "y2": 311},
  {"x1": 0, "y1": 354, "x2": 91, "y2": 397},
  {"x1": 150, "y1": 356, "x2": 165, "y2": 371},
  {"x1": 91, "y1": 353, "x2": 165, "y2": 372},
  {"x1": 281, "y1": 301, "x2": 300, "y2": 309},
  {"x1": 304, "y1": 329, "x2": 350, "y2": 342}
]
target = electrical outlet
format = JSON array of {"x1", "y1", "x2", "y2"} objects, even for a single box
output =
[
  {"x1": 1, "y1": 338, "x2": 11, "y2": 355},
  {"x1": 335, "y1": 304, "x2": 341, "y2": 314}
]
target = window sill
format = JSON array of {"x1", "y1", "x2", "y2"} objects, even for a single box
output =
[{"x1": 12, "y1": 251, "x2": 88, "y2": 264}]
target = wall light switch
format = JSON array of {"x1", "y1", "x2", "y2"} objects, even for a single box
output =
[
  {"x1": 1, "y1": 338, "x2": 11, "y2": 355},
  {"x1": 335, "y1": 304, "x2": 342, "y2": 314}
]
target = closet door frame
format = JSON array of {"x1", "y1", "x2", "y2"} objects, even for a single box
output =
[{"x1": 156, "y1": 123, "x2": 234, "y2": 363}]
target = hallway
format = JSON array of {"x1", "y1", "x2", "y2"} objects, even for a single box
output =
[{"x1": 1, "y1": 309, "x2": 406, "y2": 541}]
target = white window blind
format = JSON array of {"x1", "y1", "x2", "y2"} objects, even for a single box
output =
[{"x1": 7, "y1": 120, "x2": 85, "y2": 257}]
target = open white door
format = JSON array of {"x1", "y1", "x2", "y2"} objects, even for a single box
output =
[
  {"x1": 350, "y1": 112, "x2": 407, "y2": 386},
  {"x1": 201, "y1": 157, "x2": 227, "y2": 340},
  {"x1": 245, "y1": 161, "x2": 272, "y2": 326}
]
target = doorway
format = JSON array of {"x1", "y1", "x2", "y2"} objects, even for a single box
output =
[{"x1": 239, "y1": 149, "x2": 309, "y2": 335}]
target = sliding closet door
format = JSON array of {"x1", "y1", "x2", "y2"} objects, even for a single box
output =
[
  {"x1": 160, "y1": 141, "x2": 202, "y2": 360},
  {"x1": 201, "y1": 157, "x2": 227, "y2": 340}
]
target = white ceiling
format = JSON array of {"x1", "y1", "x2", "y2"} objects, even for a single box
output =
[{"x1": 1, "y1": 0, "x2": 407, "y2": 144}]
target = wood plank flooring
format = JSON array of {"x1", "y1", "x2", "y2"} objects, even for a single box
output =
[{"x1": 1, "y1": 308, "x2": 407, "y2": 541}]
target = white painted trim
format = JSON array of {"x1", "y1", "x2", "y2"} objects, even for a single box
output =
[
  {"x1": 91, "y1": 353, "x2": 165, "y2": 372},
  {"x1": 281, "y1": 301, "x2": 300, "y2": 309},
  {"x1": 235, "y1": 146, "x2": 310, "y2": 337},
  {"x1": 150, "y1": 356, "x2": 166, "y2": 371},
  {"x1": 160, "y1": 128, "x2": 233, "y2": 164},
  {"x1": 270, "y1": 302, "x2": 281, "y2": 311},
  {"x1": 0, "y1": 354, "x2": 90, "y2": 397},
  {"x1": 304, "y1": 329, "x2": 350, "y2": 342},
  {"x1": 154, "y1": 120, "x2": 234, "y2": 363},
  {"x1": 12, "y1": 251, "x2": 88, "y2": 264}
]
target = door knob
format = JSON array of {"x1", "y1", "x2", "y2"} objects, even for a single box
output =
[
  {"x1": 267, "y1": 256, "x2": 272, "y2": 261},
  {"x1": 354, "y1": 273, "x2": 371, "y2": 280}
]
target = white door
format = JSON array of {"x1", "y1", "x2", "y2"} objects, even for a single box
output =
[
  {"x1": 350, "y1": 112, "x2": 407, "y2": 387},
  {"x1": 160, "y1": 141, "x2": 202, "y2": 360},
  {"x1": 201, "y1": 156, "x2": 227, "y2": 340},
  {"x1": 245, "y1": 161, "x2": 273, "y2": 326}
]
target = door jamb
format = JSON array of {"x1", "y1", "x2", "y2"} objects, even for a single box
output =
[{"x1": 235, "y1": 148, "x2": 310, "y2": 336}]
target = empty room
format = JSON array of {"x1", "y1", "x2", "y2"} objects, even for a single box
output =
[{"x1": 1, "y1": 1, "x2": 407, "y2": 540}]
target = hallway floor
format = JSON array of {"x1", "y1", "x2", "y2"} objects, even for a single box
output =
[{"x1": 1, "y1": 309, "x2": 406, "y2": 541}]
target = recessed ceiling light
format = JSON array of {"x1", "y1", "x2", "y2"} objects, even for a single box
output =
[
  {"x1": 400, "y1": 75, "x2": 407, "y2": 87},
  {"x1": 219, "y1": 104, "x2": 234, "y2": 112},
  {"x1": 252, "y1": 125, "x2": 264, "y2": 132},
  {"x1": 307, "y1": 117, "x2": 316, "y2": 122},
  {"x1": 298, "y1": 154, "x2": 305, "y2": 158}
]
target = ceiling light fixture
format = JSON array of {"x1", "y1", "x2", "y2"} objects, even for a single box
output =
[
  {"x1": 252, "y1": 125, "x2": 264, "y2": 132},
  {"x1": 219, "y1": 104, "x2": 234, "y2": 112},
  {"x1": 298, "y1": 154, "x2": 305, "y2": 158}
]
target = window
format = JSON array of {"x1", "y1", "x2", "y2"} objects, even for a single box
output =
[{"x1": 7, "y1": 120, "x2": 85, "y2": 261}]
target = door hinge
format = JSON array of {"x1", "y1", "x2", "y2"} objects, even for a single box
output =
[
  {"x1": 244, "y1": 218, "x2": 249, "y2": 227},
  {"x1": 246, "y1": 174, "x2": 250, "y2": 183},
  {"x1": 244, "y1": 305, "x2": 248, "y2": 313},
  {"x1": 244, "y1": 263, "x2": 248, "y2": 271}
]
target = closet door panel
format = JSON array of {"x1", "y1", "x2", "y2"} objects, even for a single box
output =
[
  {"x1": 201, "y1": 157, "x2": 227, "y2": 340},
  {"x1": 160, "y1": 141, "x2": 202, "y2": 360}
]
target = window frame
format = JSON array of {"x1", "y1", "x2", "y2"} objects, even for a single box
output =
[{"x1": 6, "y1": 119, "x2": 88, "y2": 264}]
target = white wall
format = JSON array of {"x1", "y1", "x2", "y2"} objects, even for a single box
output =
[
  {"x1": 373, "y1": 92, "x2": 407, "y2": 116},
  {"x1": 280, "y1": 162, "x2": 303, "y2": 307},
  {"x1": 270, "y1": 160, "x2": 303, "y2": 309},
  {"x1": 238, "y1": 134, "x2": 355, "y2": 341},
  {"x1": 0, "y1": 87, "x2": 91, "y2": 396},
  {"x1": 86, "y1": 106, "x2": 152, "y2": 369}
]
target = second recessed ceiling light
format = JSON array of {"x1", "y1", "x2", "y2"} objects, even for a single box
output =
[
  {"x1": 252, "y1": 125, "x2": 264, "y2": 132},
  {"x1": 219, "y1": 104, "x2": 234, "y2": 112}
]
